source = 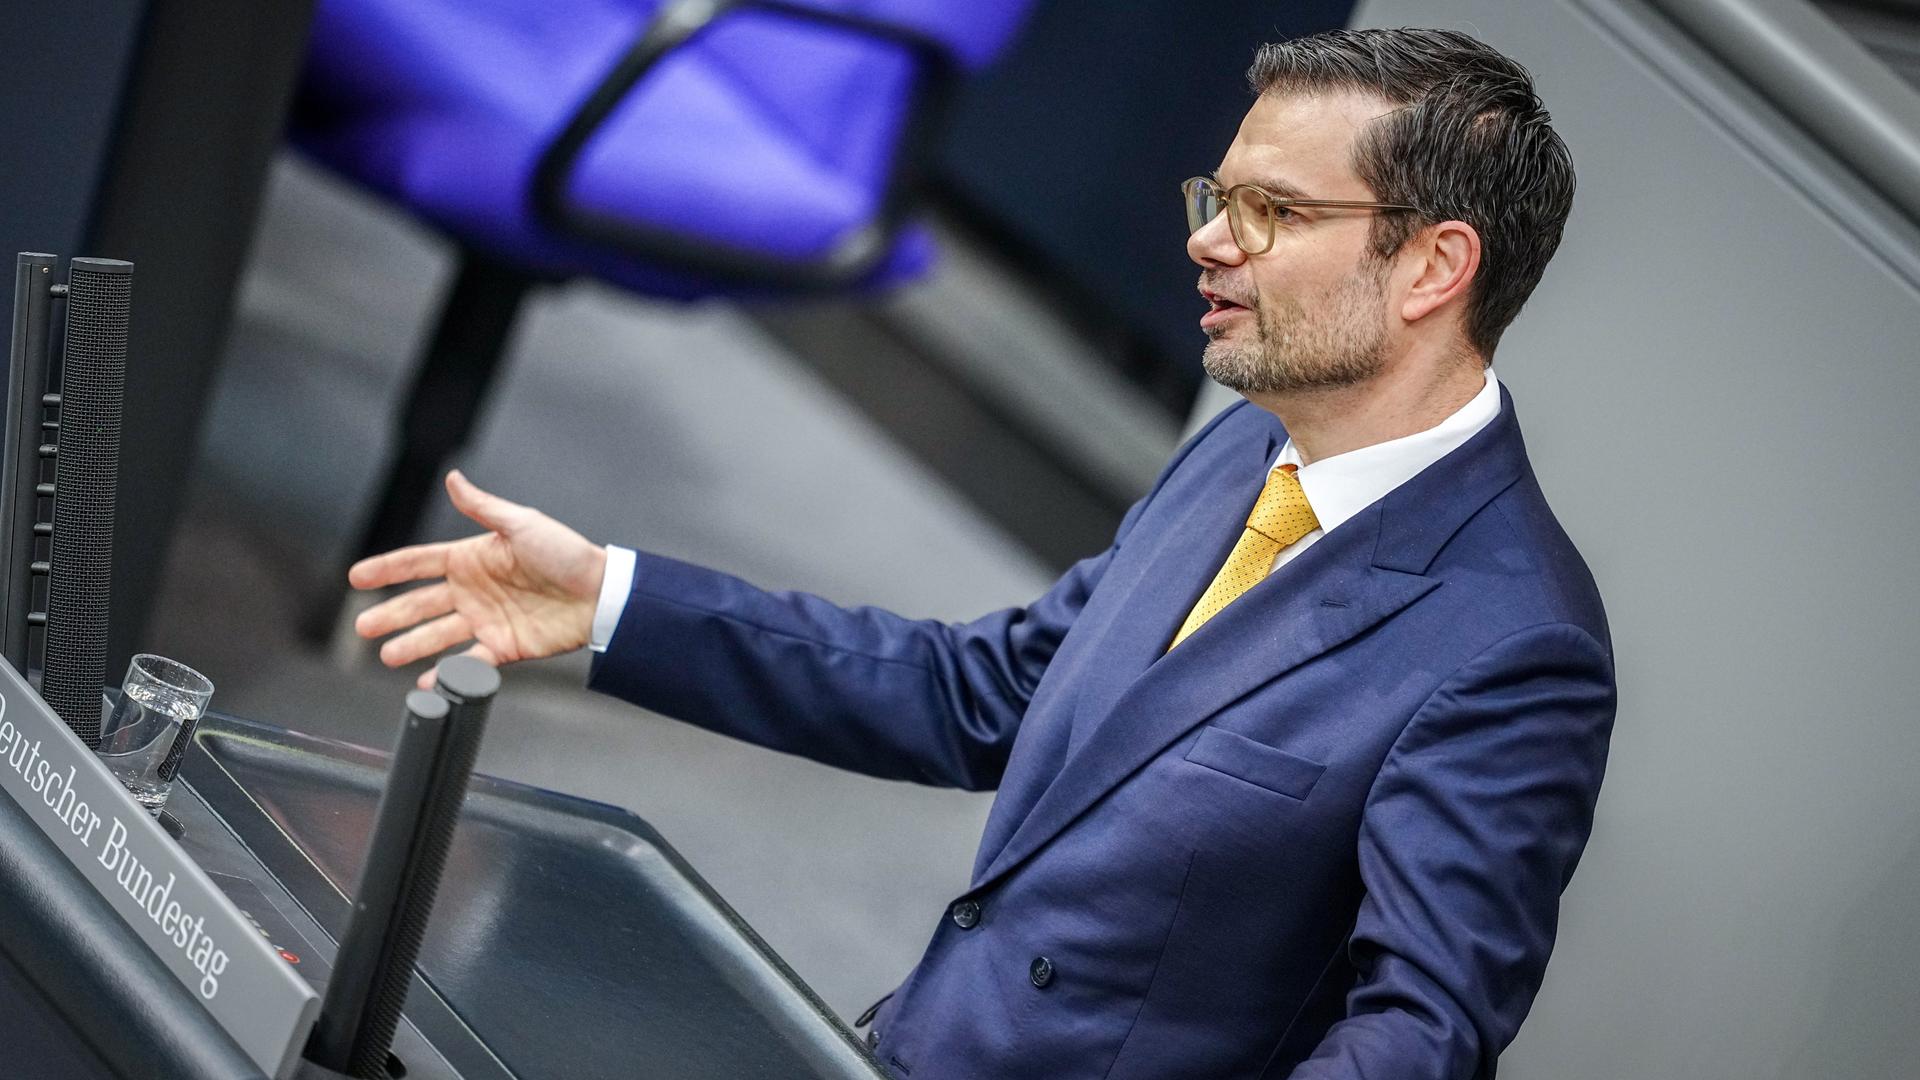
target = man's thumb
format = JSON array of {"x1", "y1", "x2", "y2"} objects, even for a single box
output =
[{"x1": 446, "y1": 469, "x2": 524, "y2": 533}]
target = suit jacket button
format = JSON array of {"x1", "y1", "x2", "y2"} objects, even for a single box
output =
[
  {"x1": 865, "y1": 1030, "x2": 879, "y2": 1050},
  {"x1": 950, "y1": 900, "x2": 981, "y2": 929},
  {"x1": 1029, "y1": 955, "x2": 1055, "y2": 988}
]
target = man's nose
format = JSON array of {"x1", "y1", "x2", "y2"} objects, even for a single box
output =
[{"x1": 1186, "y1": 209, "x2": 1246, "y2": 269}]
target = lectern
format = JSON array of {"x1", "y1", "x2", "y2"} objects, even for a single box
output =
[
  {"x1": 1, "y1": 689, "x2": 890, "y2": 1079},
  {"x1": 0, "y1": 253, "x2": 887, "y2": 1079}
]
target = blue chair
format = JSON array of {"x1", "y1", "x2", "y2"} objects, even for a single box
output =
[{"x1": 287, "y1": 0, "x2": 1033, "y2": 627}]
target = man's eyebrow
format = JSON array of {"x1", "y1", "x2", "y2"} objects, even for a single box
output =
[{"x1": 1210, "y1": 169, "x2": 1312, "y2": 201}]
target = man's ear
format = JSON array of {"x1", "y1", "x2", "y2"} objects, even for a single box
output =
[{"x1": 1398, "y1": 220, "x2": 1481, "y2": 324}]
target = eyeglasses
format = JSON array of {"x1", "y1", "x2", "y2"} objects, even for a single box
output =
[{"x1": 1182, "y1": 177, "x2": 1419, "y2": 255}]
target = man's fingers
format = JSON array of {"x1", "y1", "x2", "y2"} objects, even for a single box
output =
[
  {"x1": 377, "y1": 611, "x2": 473, "y2": 669},
  {"x1": 355, "y1": 583, "x2": 453, "y2": 640},
  {"x1": 416, "y1": 642, "x2": 503, "y2": 691},
  {"x1": 446, "y1": 469, "x2": 528, "y2": 535},
  {"x1": 349, "y1": 541, "x2": 453, "y2": 590}
]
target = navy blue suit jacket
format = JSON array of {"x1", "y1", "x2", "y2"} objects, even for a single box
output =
[{"x1": 590, "y1": 388, "x2": 1615, "y2": 1079}]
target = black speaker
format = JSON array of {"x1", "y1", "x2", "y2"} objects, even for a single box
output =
[{"x1": 41, "y1": 257, "x2": 130, "y2": 748}]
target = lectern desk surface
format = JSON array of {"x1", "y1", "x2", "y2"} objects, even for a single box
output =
[{"x1": 176, "y1": 712, "x2": 887, "y2": 1080}]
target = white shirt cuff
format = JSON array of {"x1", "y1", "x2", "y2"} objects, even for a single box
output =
[{"x1": 589, "y1": 545, "x2": 637, "y2": 653}]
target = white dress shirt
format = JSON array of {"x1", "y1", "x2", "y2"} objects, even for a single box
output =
[
  {"x1": 590, "y1": 371, "x2": 1503, "y2": 652},
  {"x1": 1265, "y1": 368, "x2": 1501, "y2": 574}
]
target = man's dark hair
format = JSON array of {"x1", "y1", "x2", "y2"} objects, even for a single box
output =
[{"x1": 1248, "y1": 28, "x2": 1576, "y2": 358}]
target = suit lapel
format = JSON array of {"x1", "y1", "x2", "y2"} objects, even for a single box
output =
[
  {"x1": 970, "y1": 385, "x2": 1532, "y2": 892},
  {"x1": 966, "y1": 426, "x2": 1276, "y2": 870},
  {"x1": 973, "y1": 504, "x2": 1436, "y2": 888},
  {"x1": 1061, "y1": 427, "x2": 1280, "y2": 751}
]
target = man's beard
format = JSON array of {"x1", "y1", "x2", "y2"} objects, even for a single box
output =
[{"x1": 1201, "y1": 262, "x2": 1390, "y2": 395}]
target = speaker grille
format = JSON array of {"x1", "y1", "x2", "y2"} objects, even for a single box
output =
[{"x1": 44, "y1": 260, "x2": 130, "y2": 748}]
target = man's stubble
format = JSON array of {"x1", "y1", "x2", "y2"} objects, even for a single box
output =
[{"x1": 1201, "y1": 259, "x2": 1391, "y2": 395}]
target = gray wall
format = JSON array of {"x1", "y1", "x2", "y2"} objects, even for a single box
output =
[{"x1": 1263, "y1": 0, "x2": 1920, "y2": 1074}]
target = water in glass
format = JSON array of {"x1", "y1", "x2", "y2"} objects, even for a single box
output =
[{"x1": 98, "y1": 679, "x2": 205, "y2": 813}]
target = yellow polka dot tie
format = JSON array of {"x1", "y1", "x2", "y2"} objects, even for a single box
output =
[{"x1": 1168, "y1": 464, "x2": 1319, "y2": 650}]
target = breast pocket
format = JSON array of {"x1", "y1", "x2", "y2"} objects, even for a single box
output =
[{"x1": 1184, "y1": 725, "x2": 1327, "y2": 801}]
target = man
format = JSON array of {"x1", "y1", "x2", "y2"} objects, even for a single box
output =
[{"x1": 352, "y1": 27, "x2": 1613, "y2": 1080}]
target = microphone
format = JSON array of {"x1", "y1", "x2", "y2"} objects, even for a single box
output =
[{"x1": 306, "y1": 657, "x2": 498, "y2": 1078}]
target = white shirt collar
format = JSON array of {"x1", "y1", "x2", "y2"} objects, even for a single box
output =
[{"x1": 1271, "y1": 369, "x2": 1502, "y2": 536}]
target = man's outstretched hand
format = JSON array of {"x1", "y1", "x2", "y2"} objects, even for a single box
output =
[{"x1": 349, "y1": 470, "x2": 608, "y2": 689}]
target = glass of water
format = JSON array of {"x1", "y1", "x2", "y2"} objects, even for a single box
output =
[{"x1": 97, "y1": 654, "x2": 214, "y2": 815}]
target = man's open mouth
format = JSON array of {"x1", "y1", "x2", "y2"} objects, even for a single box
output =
[{"x1": 1200, "y1": 288, "x2": 1251, "y2": 327}]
